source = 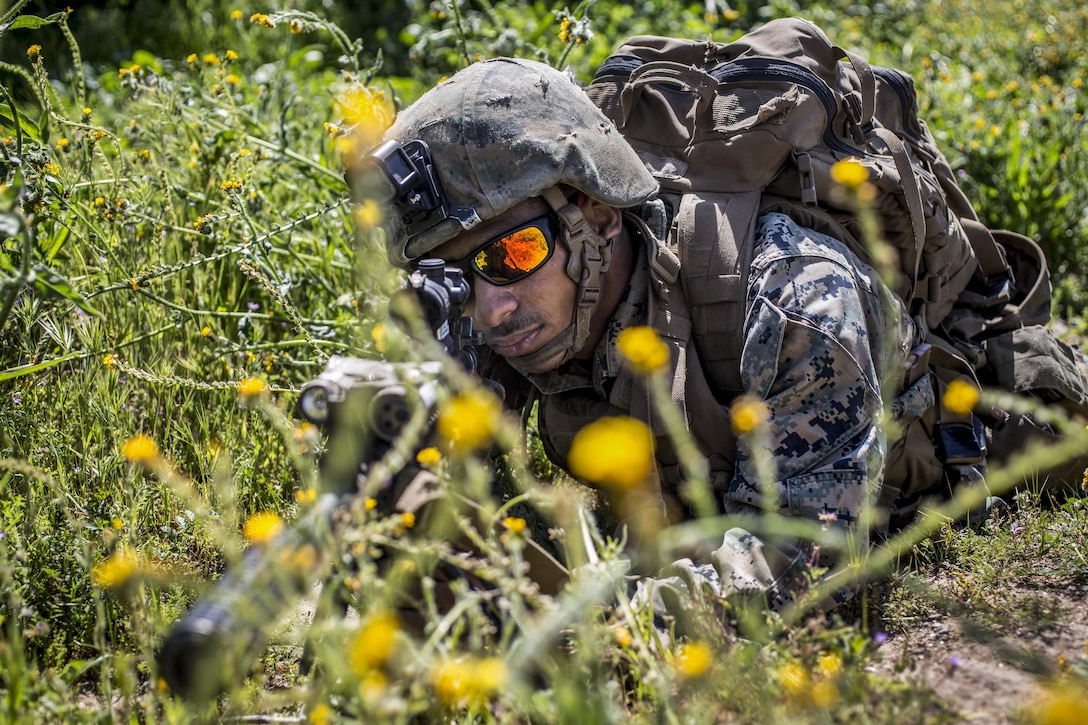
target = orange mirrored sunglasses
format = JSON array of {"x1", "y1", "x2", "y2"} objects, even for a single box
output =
[{"x1": 452, "y1": 212, "x2": 559, "y2": 286}]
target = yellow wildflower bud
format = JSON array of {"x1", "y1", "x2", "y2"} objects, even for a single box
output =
[
  {"x1": 568, "y1": 416, "x2": 654, "y2": 491},
  {"x1": 502, "y1": 517, "x2": 526, "y2": 534},
  {"x1": 122, "y1": 434, "x2": 159, "y2": 463},
  {"x1": 92, "y1": 548, "x2": 139, "y2": 590},
  {"x1": 616, "y1": 325, "x2": 670, "y2": 373},
  {"x1": 436, "y1": 389, "x2": 501, "y2": 451},
  {"x1": 943, "y1": 379, "x2": 979, "y2": 415},
  {"x1": 812, "y1": 679, "x2": 840, "y2": 708},
  {"x1": 354, "y1": 199, "x2": 384, "y2": 230},
  {"x1": 416, "y1": 446, "x2": 442, "y2": 466},
  {"x1": 243, "y1": 511, "x2": 283, "y2": 543},
  {"x1": 816, "y1": 651, "x2": 843, "y2": 678},
  {"x1": 830, "y1": 158, "x2": 870, "y2": 188},
  {"x1": 611, "y1": 624, "x2": 633, "y2": 647},
  {"x1": 730, "y1": 396, "x2": 769, "y2": 435},
  {"x1": 676, "y1": 641, "x2": 713, "y2": 679},
  {"x1": 350, "y1": 610, "x2": 399, "y2": 673},
  {"x1": 237, "y1": 377, "x2": 268, "y2": 397},
  {"x1": 775, "y1": 661, "x2": 809, "y2": 696}
]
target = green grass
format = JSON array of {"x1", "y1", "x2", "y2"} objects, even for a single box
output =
[{"x1": 2, "y1": 1, "x2": 1088, "y2": 722}]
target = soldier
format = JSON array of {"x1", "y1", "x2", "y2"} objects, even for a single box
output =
[{"x1": 358, "y1": 56, "x2": 918, "y2": 617}]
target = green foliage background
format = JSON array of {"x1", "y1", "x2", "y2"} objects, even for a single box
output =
[{"x1": 1, "y1": 0, "x2": 1087, "y2": 722}]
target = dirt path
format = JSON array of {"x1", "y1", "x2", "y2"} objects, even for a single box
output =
[{"x1": 870, "y1": 577, "x2": 1088, "y2": 723}]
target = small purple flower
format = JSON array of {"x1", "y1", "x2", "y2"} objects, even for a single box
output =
[
  {"x1": 12, "y1": 394, "x2": 21, "y2": 405},
  {"x1": 1011, "y1": 523, "x2": 1023, "y2": 533},
  {"x1": 949, "y1": 656, "x2": 962, "y2": 669},
  {"x1": 873, "y1": 631, "x2": 888, "y2": 644},
  {"x1": 247, "y1": 301, "x2": 260, "y2": 311}
]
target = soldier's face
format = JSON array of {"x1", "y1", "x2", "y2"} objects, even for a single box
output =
[{"x1": 429, "y1": 197, "x2": 577, "y2": 372}]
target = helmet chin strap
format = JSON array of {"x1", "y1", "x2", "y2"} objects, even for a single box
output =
[{"x1": 503, "y1": 186, "x2": 612, "y2": 375}]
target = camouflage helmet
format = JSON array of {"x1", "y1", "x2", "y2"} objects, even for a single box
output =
[{"x1": 374, "y1": 57, "x2": 658, "y2": 267}]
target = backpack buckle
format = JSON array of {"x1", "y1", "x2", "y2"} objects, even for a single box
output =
[{"x1": 797, "y1": 152, "x2": 817, "y2": 205}]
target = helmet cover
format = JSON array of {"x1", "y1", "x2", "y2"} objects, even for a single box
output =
[{"x1": 377, "y1": 57, "x2": 658, "y2": 267}]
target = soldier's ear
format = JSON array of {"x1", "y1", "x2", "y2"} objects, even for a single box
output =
[{"x1": 579, "y1": 197, "x2": 623, "y2": 239}]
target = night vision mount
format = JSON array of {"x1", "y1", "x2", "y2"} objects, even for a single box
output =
[{"x1": 360, "y1": 139, "x2": 480, "y2": 239}]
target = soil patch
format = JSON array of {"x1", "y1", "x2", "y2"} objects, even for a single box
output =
[{"x1": 870, "y1": 576, "x2": 1088, "y2": 723}]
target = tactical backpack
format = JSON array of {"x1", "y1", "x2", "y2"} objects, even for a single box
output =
[{"x1": 583, "y1": 17, "x2": 1088, "y2": 526}]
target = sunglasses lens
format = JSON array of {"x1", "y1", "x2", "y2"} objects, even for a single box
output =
[{"x1": 473, "y1": 224, "x2": 552, "y2": 284}]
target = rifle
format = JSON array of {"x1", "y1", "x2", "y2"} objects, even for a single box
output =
[{"x1": 156, "y1": 259, "x2": 484, "y2": 702}]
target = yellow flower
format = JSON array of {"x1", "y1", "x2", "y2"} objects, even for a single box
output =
[
  {"x1": 731, "y1": 396, "x2": 769, "y2": 435},
  {"x1": 365, "y1": 497, "x2": 378, "y2": 511},
  {"x1": 567, "y1": 416, "x2": 654, "y2": 491},
  {"x1": 308, "y1": 703, "x2": 331, "y2": 725},
  {"x1": 200, "y1": 326, "x2": 212, "y2": 337},
  {"x1": 675, "y1": 641, "x2": 713, "y2": 679},
  {"x1": 350, "y1": 610, "x2": 399, "y2": 673},
  {"x1": 230, "y1": 10, "x2": 243, "y2": 21},
  {"x1": 775, "y1": 661, "x2": 809, "y2": 696},
  {"x1": 816, "y1": 651, "x2": 843, "y2": 678},
  {"x1": 225, "y1": 49, "x2": 239, "y2": 61},
  {"x1": 811, "y1": 678, "x2": 840, "y2": 708},
  {"x1": 400, "y1": 512, "x2": 416, "y2": 529},
  {"x1": 436, "y1": 389, "x2": 502, "y2": 451},
  {"x1": 416, "y1": 447, "x2": 441, "y2": 466},
  {"x1": 1033, "y1": 685, "x2": 1088, "y2": 725},
  {"x1": 251, "y1": 13, "x2": 274, "y2": 28},
  {"x1": 294, "y1": 488, "x2": 317, "y2": 504},
  {"x1": 122, "y1": 434, "x2": 159, "y2": 463},
  {"x1": 102, "y1": 353, "x2": 117, "y2": 368},
  {"x1": 27, "y1": 45, "x2": 41, "y2": 60},
  {"x1": 370, "y1": 321, "x2": 387, "y2": 351},
  {"x1": 202, "y1": 53, "x2": 220, "y2": 65},
  {"x1": 225, "y1": 74, "x2": 241, "y2": 86},
  {"x1": 611, "y1": 624, "x2": 632, "y2": 647},
  {"x1": 616, "y1": 326, "x2": 670, "y2": 373},
  {"x1": 111, "y1": 518, "x2": 123, "y2": 530},
  {"x1": 335, "y1": 85, "x2": 393, "y2": 153},
  {"x1": 432, "y1": 656, "x2": 507, "y2": 707},
  {"x1": 92, "y1": 549, "x2": 139, "y2": 589},
  {"x1": 502, "y1": 517, "x2": 526, "y2": 534},
  {"x1": 186, "y1": 53, "x2": 198, "y2": 64},
  {"x1": 243, "y1": 511, "x2": 283, "y2": 543},
  {"x1": 237, "y1": 377, "x2": 268, "y2": 397},
  {"x1": 943, "y1": 379, "x2": 979, "y2": 415},
  {"x1": 354, "y1": 199, "x2": 384, "y2": 229},
  {"x1": 830, "y1": 158, "x2": 870, "y2": 188}
]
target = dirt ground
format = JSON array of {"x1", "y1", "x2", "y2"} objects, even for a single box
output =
[{"x1": 869, "y1": 575, "x2": 1088, "y2": 723}]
